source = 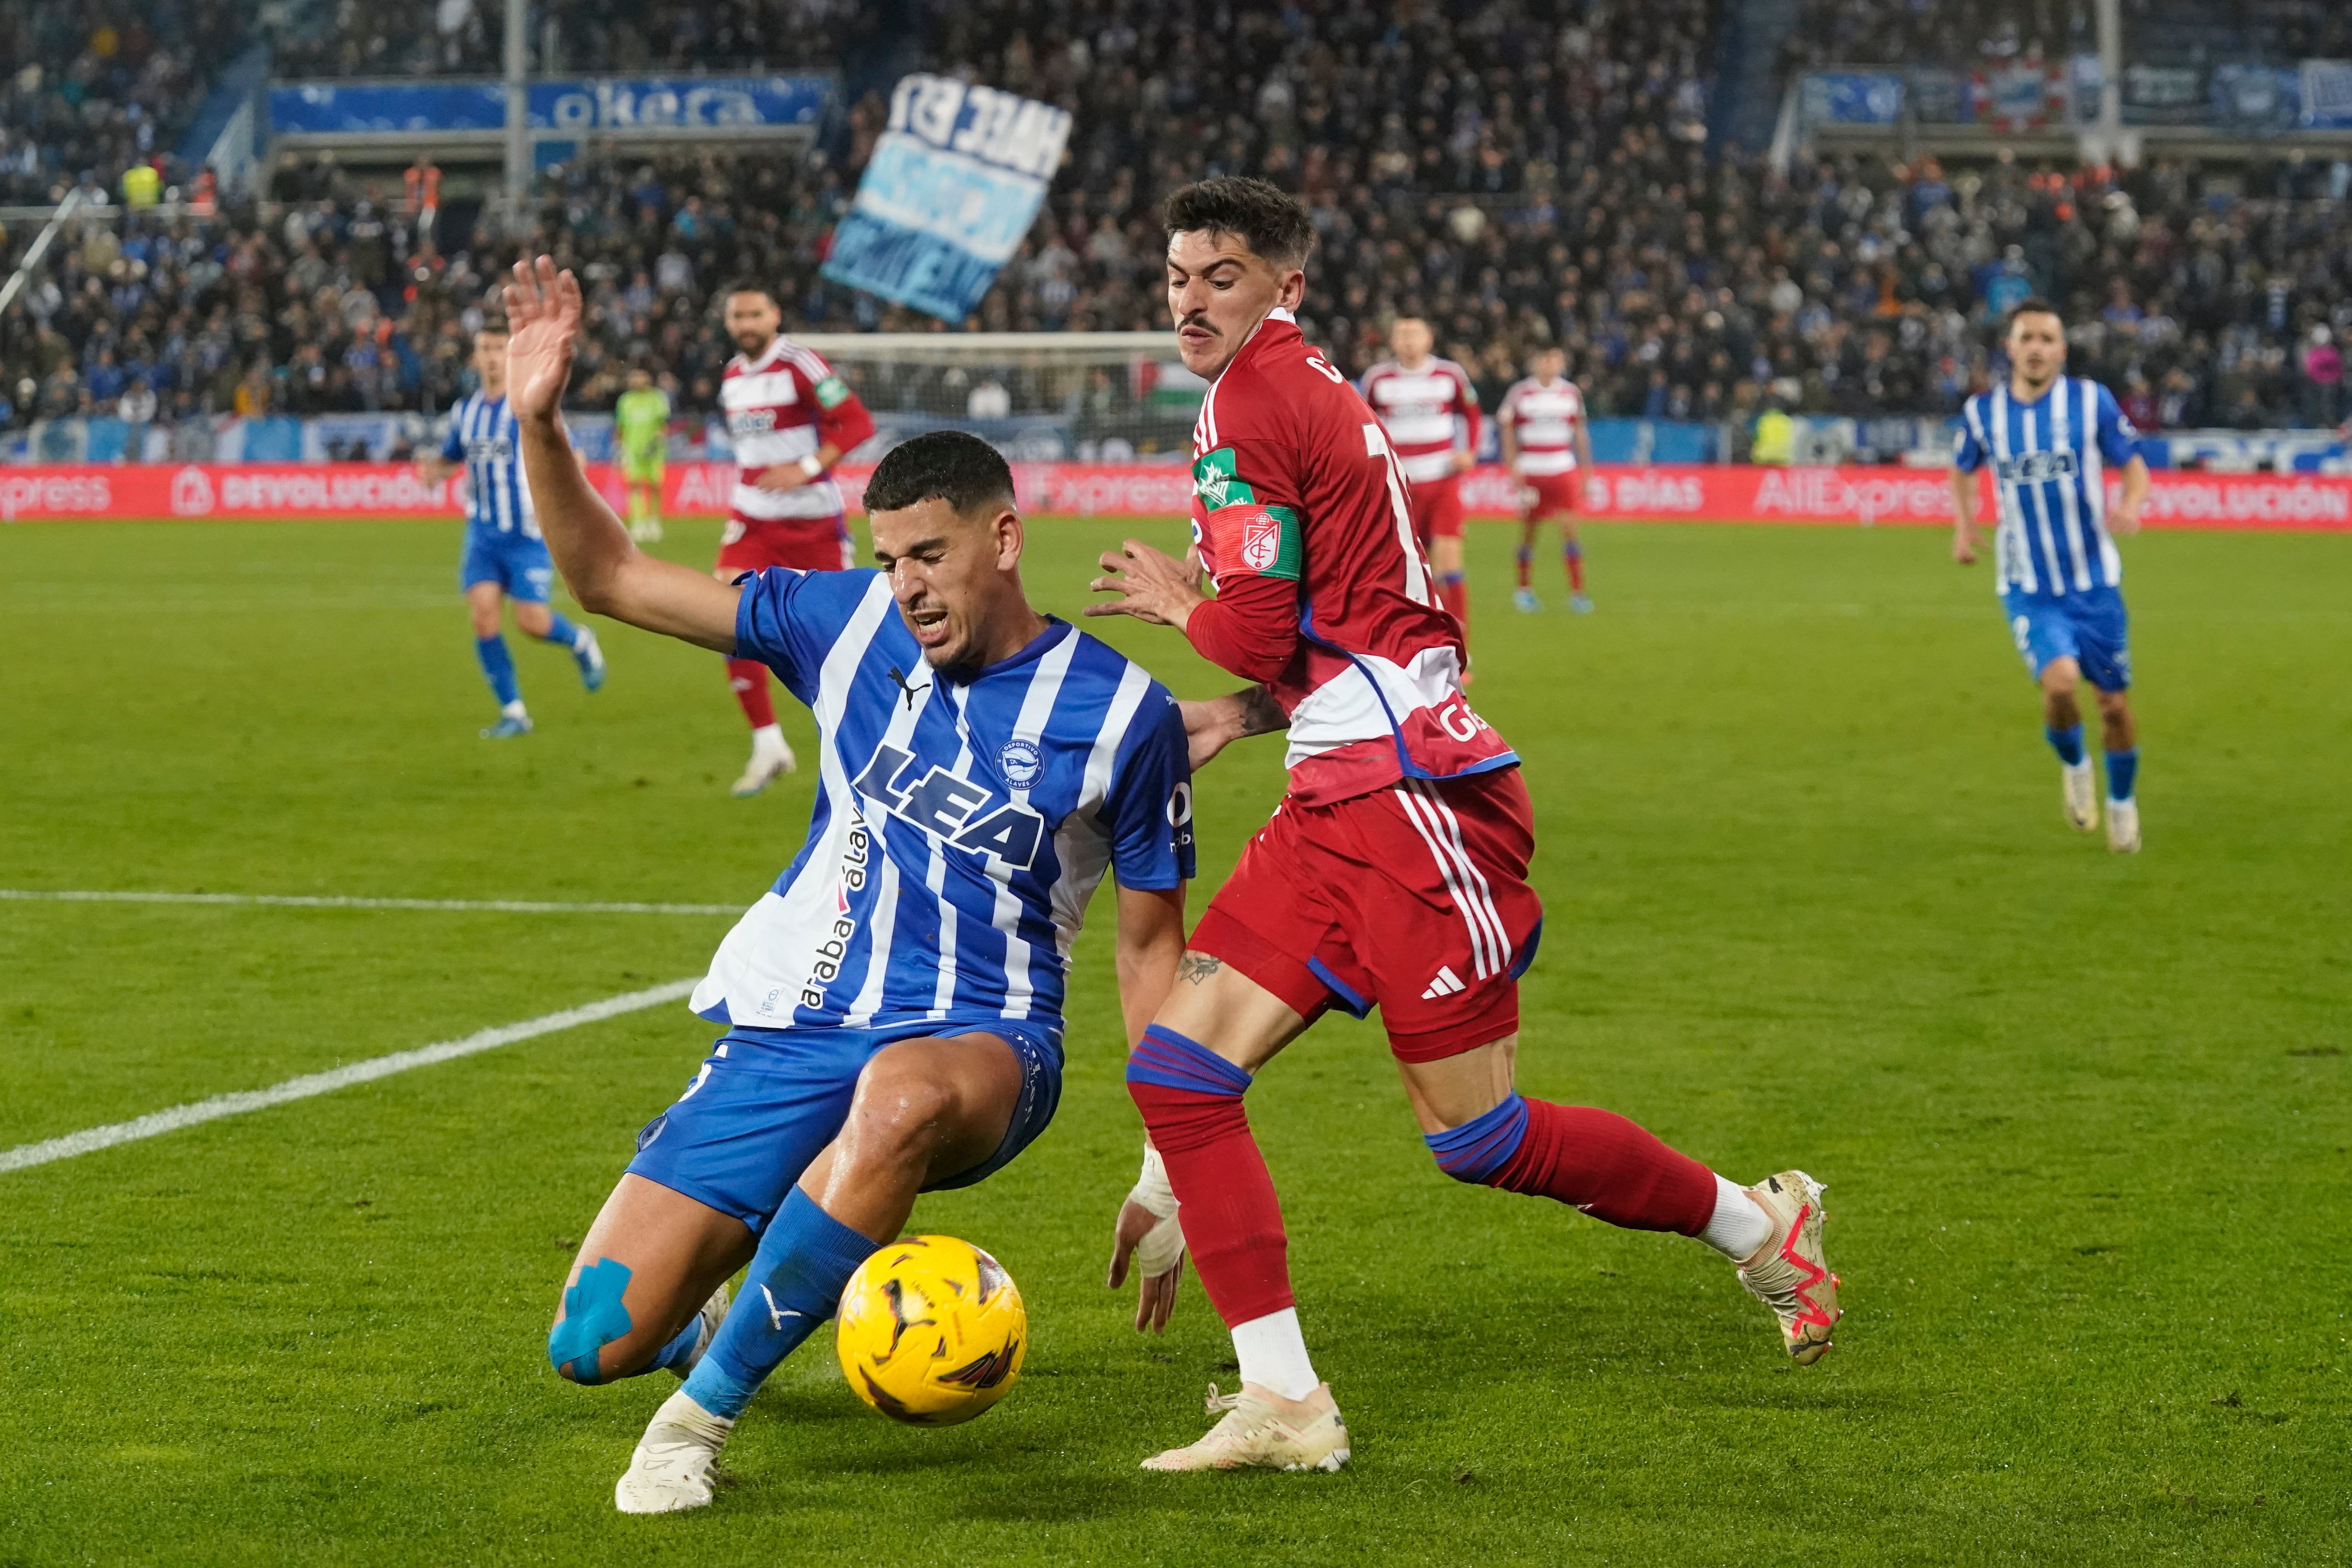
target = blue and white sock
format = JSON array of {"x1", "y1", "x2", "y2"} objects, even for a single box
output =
[
  {"x1": 475, "y1": 634, "x2": 519, "y2": 706},
  {"x1": 2105, "y1": 747, "x2": 2139, "y2": 803},
  {"x1": 680, "y1": 1187, "x2": 879, "y2": 1420},
  {"x1": 2045, "y1": 722, "x2": 2086, "y2": 767}
]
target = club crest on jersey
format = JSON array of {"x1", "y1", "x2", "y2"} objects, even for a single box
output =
[
  {"x1": 852, "y1": 743, "x2": 1046, "y2": 870},
  {"x1": 996, "y1": 738, "x2": 1043, "y2": 789},
  {"x1": 1200, "y1": 501, "x2": 1302, "y2": 583}
]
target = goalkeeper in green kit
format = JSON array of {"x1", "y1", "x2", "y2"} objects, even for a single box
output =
[{"x1": 615, "y1": 368, "x2": 672, "y2": 542}]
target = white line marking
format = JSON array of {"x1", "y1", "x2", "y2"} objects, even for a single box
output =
[
  {"x1": 0, "y1": 890, "x2": 744, "y2": 916},
  {"x1": 0, "y1": 979, "x2": 698, "y2": 1175}
]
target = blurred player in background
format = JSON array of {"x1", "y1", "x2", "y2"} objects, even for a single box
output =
[
  {"x1": 1091, "y1": 177, "x2": 1839, "y2": 1475},
  {"x1": 1359, "y1": 318, "x2": 1481, "y2": 639},
  {"x1": 1497, "y1": 345, "x2": 1595, "y2": 614},
  {"x1": 614, "y1": 367, "x2": 670, "y2": 543},
  {"x1": 506, "y1": 256, "x2": 1195, "y2": 1515},
  {"x1": 415, "y1": 320, "x2": 605, "y2": 738},
  {"x1": 715, "y1": 282, "x2": 877, "y2": 797},
  {"x1": 1952, "y1": 298, "x2": 2149, "y2": 852}
]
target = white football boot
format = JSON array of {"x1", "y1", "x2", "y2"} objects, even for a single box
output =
[
  {"x1": 2106, "y1": 797, "x2": 2141, "y2": 853},
  {"x1": 730, "y1": 738, "x2": 796, "y2": 798},
  {"x1": 2061, "y1": 759, "x2": 2098, "y2": 832},
  {"x1": 1141, "y1": 1383, "x2": 1350, "y2": 1472},
  {"x1": 614, "y1": 1388, "x2": 734, "y2": 1513},
  {"x1": 1733, "y1": 1170, "x2": 1841, "y2": 1365},
  {"x1": 670, "y1": 1283, "x2": 729, "y2": 1378}
]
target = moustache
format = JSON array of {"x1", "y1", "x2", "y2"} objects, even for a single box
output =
[{"x1": 1179, "y1": 312, "x2": 1217, "y2": 334}]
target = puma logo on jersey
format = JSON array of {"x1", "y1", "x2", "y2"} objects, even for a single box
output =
[
  {"x1": 852, "y1": 743, "x2": 1045, "y2": 869},
  {"x1": 1422, "y1": 965, "x2": 1466, "y2": 1000}
]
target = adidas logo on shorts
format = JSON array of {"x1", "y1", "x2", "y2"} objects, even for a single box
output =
[{"x1": 1421, "y1": 965, "x2": 1466, "y2": 1001}]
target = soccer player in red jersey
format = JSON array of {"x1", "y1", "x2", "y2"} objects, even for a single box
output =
[
  {"x1": 1358, "y1": 318, "x2": 1481, "y2": 635},
  {"x1": 1090, "y1": 178, "x2": 1841, "y2": 1473},
  {"x1": 713, "y1": 282, "x2": 876, "y2": 796},
  {"x1": 1497, "y1": 344, "x2": 1597, "y2": 613}
]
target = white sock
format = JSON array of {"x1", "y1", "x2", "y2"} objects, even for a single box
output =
[
  {"x1": 501, "y1": 699, "x2": 528, "y2": 720},
  {"x1": 1231, "y1": 1308, "x2": 1319, "y2": 1401},
  {"x1": 1699, "y1": 1175, "x2": 1773, "y2": 1261},
  {"x1": 751, "y1": 723, "x2": 787, "y2": 757}
]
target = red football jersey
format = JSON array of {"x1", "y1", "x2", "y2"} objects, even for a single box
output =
[
  {"x1": 1358, "y1": 356, "x2": 1483, "y2": 484},
  {"x1": 1497, "y1": 375, "x2": 1585, "y2": 477},
  {"x1": 1185, "y1": 311, "x2": 1517, "y2": 807},
  {"x1": 721, "y1": 335, "x2": 877, "y2": 530}
]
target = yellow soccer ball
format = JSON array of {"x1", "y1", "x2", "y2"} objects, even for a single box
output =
[{"x1": 834, "y1": 1234, "x2": 1027, "y2": 1426}]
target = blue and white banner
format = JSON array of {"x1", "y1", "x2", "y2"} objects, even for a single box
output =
[
  {"x1": 1799, "y1": 73, "x2": 1904, "y2": 126},
  {"x1": 2300, "y1": 59, "x2": 2352, "y2": 129},
  {"x1": 821, "y1": 74, "x2": 1073, "y2": 324},
  {"x1": 269, "y1": 75, "x2": 830, "y2": 135}
]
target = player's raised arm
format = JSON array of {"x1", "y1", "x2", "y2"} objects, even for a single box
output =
[{"x1": 505, "y1": 256, "x2": 741, "y2": 653}]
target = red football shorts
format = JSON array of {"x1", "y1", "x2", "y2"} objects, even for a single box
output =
[
  {"x1": 716, "y1": 515, "x2": 856, "y2": 574},
  {"x1": 1407, "y1": 473, "x2": 1465, "y2": 547},
  {"x1": 1519, "y1": 471, "x2": 1581, "y2": 519},
  {"x1": 1191, "y1": 768, "x2": 1543, "y2": 1062}
]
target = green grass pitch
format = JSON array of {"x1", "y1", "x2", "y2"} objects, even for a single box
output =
[{"x1": 1, "y1": 513, "x2": 2346, "y2": 1566}]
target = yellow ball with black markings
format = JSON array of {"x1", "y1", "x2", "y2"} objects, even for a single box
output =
[{"x1": 834, "y1": 1234, "x2": 1027, "y2": 1425}]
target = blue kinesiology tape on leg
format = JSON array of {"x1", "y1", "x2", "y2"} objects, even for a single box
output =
[
  {"x1": 547, "y1": 1256, "x2": 635, "y2": 1384},
  {"x1": 475, "y1": 635, "x2": 520, "y2": 705},
  {"x1": 2046, "y1": 723, "x2": 2086, "y2": 766},
  {"x1": 682, "y1": 1187, "x2": 879, "y2": 1420},
  {"x1": 2106, "y1": 747, "x2": 2139, "y2": 802}
]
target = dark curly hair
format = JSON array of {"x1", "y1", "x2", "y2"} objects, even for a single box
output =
[{"x1": 1162, "y1": 176, "x2": 1316, "y2": 270}]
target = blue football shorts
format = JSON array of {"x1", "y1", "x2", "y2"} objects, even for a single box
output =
[
  {"x1": 623, "y1": 1020, "x2": 1065, "y2": 1234},
  {"x1": 459, "y1": 529, "x2": 556, "y2": 603},
  {"x1": 2002, "y1": 584, "x2": 2131, "y2": 691}
]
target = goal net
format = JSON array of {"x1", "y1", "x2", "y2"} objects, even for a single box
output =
[{"x1": 794, "y1": 332, "x2": 1204, "y2": 464}]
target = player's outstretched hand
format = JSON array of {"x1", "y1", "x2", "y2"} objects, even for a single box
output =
[
  {"x1": 1086, "y1": 540, "x2": 1207, "y2": 629},
  {"x1": 1107, "y1": 1196, "x2": 1186, "y2": 1334},
  {"x1": 2109, "y1": 501, "x2": 2143, "y2": 537},
  {"x1": 503, "y1": 256, "x2": 581, "y2": 422},
  {"x1": 1952, "y1": 531, "x2": 1978, "y2": 565}
]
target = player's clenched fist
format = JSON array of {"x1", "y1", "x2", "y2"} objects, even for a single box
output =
[{"x1": 502, "y1": 256, "x2": 582, "y2": 422}]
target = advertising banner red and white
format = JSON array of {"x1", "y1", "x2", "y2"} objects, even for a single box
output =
[{"x1": 5, "y1": 461, "x2": 2351, "y2": 531}]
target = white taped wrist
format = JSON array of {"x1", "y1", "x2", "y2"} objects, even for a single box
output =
[{"x1": 1127, "y1": 1146, "x2": 1185, "y2": 1276}]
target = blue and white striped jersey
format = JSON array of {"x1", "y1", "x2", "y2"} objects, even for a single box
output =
[
  {"x1": 691, "y1": 569, "x2": 1196, "y2": 1041},
  {"x1": 441, "y1": 392, "x2": 539, "y2": 539},
  {"x1": 1954, "y1": 375, "x2": 2140, "y2": 598}
]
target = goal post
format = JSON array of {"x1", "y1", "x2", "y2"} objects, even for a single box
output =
[{"x1": 791, "y1": 332, "x2": 1207, "y2": 463}]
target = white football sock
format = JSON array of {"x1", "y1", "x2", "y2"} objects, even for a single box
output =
[
  {"x1": 501, "y1": 699, "x2": 528, "y2": 721},
  {"x1": 1699, "y1": 1175, "x2": 1773, "y2": 1260},
  {"x1": 751, "y1": 723, "x2": 787, "y2": 757},
  {"x1": 1231, "y1": 1308, "x2": 1319, "y2": 1401}
]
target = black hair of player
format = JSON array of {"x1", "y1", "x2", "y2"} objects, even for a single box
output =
[
  {"x1": 721, "y1": 279, "x2": 776, "y2": 305},
  {"x1": 476, "y1": 317, "x2": 510, "y2": 336},
  {"x1": 1162, "y1": 177, "x2": 1317, "y2": 271},
  {"x1": 865, "y1": 430, "x2": 1016, "y2": 519},
  {"x1": 2005, "y1": 296, "x2": 2062, "y2": 332}
]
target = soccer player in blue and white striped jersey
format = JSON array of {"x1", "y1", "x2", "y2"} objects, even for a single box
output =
[
  {"x1": 1952, "y1": 299, "x2": 2151, "y2": 852},
  {"x1": 503, "y1": 255, "x2": 1195, "y2": 1514},
  {"x1": 414, "y1": 322, "x2": 605, "y2": 738}
]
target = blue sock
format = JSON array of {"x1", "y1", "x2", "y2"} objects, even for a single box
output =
[
  {"x1": 645, "y1": 1312, "x2": 707, "y2": 1377},
  {"x1": 681, "y1": 1187, "x2": 879, "y2": 1420},
  {"x1": 475, "y1": 635, "x2": 519, "y2": 706},
  {"x1": 2105, "y1": 747, "x2": 2138, "y2": 803},
  {"x1": 2045, "y1": 722, "x2": 2085, "y2": 766},
  {"x1": 534, "y1": 611, "x2": 582, "y2": 648}
]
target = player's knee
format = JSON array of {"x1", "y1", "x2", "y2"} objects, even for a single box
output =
[
  {"x1": 848, "y1": 1053, "x2": 958, "y2": 1160},
  {"x1": 1423, "y1": 1094, "x2": 1531, "y2": 1186},
  {"x1": 547, "y1": 1255, "x2": 639, "y2": 1385},
  {"x1": 468, "y1": 606, "x2": 502, "y2": 638}
]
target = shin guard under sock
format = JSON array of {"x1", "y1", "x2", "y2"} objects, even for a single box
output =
[
  {"x1": 1126, "y1": 1025, "x2": 1295, "y2": 1327},
  {"x1": 1427, "y1": 1094, "x2": 1716, "y2": 1235},
  {"x1": 1438, "y1": 570, "x2": 1468, "y2": 628},
  {"x1": 682, "y1": 1187, "x2": 878, "y2": 1419},
  {"x1": 475, "y1": 634, "x2": 519, "y2": 706},
  {"x1": 1564, "y1": 541, "x2": 1585, "y2": 592}
]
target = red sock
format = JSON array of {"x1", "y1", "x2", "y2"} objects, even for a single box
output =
[
  {"x1": 1488, "y1": 1098, "x2": 1716, "y2": 1234},
  {"x1": 1128, "y1": 1079, "x2": 1295, "y2": 1327},
  {"x1": 726, "y1": 659, "x2": 776, "y2": 730},
  {"x1": 1438, "y1": 572, "x2": 1469, "y2": 630},
  {"x1": 1565, "y1": 543, "x2": 1586, "y2": 593}
]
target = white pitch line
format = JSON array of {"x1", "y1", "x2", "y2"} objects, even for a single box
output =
[
  {"x1": 0, "y1": 979, "x2": 698, "y2": 1175},
  {"x1": 0, "y1": 889, "x2": 744, "y2": 916}
]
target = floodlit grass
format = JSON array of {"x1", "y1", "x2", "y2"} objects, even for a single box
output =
[{"x1": 0, "y1": 514, "x2": 2346, "y2": 1566}]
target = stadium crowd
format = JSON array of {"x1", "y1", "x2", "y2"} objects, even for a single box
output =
[
  {"x1": 8, "y1": 0, "x2": 2352, "y2": 438},
  {"x1": 1791, "y1": 0, "x2": 2352, "y2": 70}
]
